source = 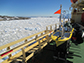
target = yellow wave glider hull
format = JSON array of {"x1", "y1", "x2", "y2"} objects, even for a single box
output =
[{"x1": 51, "y1": 28, "x2": 74, "y2": 47}]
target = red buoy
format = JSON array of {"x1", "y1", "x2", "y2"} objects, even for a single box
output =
[{"x1": 71, "y1": 0, "x2": 78, "y2": 3}]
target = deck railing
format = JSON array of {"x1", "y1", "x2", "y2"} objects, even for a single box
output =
[{"x1": 0, "y1": 24, "x2": 57, "y2": 63}]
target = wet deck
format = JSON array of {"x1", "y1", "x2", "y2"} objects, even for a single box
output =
[
  {"x1": 67, "y1": 40, "x2": 84, "y2": 63},
  {"x1": 27, "y1": 39, "x2": 84, "y2": 63}
]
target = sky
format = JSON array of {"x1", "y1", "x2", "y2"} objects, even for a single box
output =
[{"x1": 0, "y1": 0, "x2": 72, "y2": 17}]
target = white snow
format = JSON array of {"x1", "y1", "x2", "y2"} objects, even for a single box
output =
[
  {"x1": 0, "y1": 18, "x2": 59, "y2": 46},
  {"x1": 0, "y1": 17, "x2": 59, "y2": 62}
]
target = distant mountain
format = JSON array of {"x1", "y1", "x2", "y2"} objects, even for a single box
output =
[{"x1": 0, "y1": 15, "x2": 30, "y2": 21}]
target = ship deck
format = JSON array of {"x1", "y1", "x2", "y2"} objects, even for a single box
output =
[{"x1": 27, "y1": 39, "x2": 84, "y2": 63}]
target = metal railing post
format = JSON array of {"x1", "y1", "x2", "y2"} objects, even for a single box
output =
[
  {"x1": 25, "y1": 39, "x2": 28, "y2": 47},
  {"x1": 7, "y1": 46, "x2": 12, "y2": 60},
  {"x1": 21, "y1": 48, "x2": 27, "y2": 63},
  {"x1": 36, "y1": 35, "x2": 41, "y2": 50},
  {"x1": 50, "y1": 26, "x2": 52, "y2": 31},
  {"x1": 41, "y1": 33, "x2": 43, "y2": 42},
  {"x1": 55, "y1": 24, "x2": 57, "y2": 30}
]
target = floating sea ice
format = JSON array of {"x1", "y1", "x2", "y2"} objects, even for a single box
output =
[
  {"x1": 12, "y1": 52, "x2": 17, "y2": 56},
  {"x1": 36, "y1": 23, "x2": 41, "y2": 26},
  {"x1": 14, "y1": 28, "x2": 18, "y2": 31},
  {"x1": 2, "y1": 56, "x2": 9, "y2": 60},
  {"x1": 25, "y1": 28, "x2": 28, "y2": 30},
  {"x1": 0, "y1": 18, "x2": 59, "y2": 57},
  {"x1": 25, "y1": 27, "x2": 36, "y2": 31},
  {"x1": 28, "y1": 22, "x2": 32, "y2": 24},
  {"x1": 35, "y1": 28, "x2": 37, "y2": 30},
  {"x1": 0, "y1": 59, "x2": 4, "y2": 63}
]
